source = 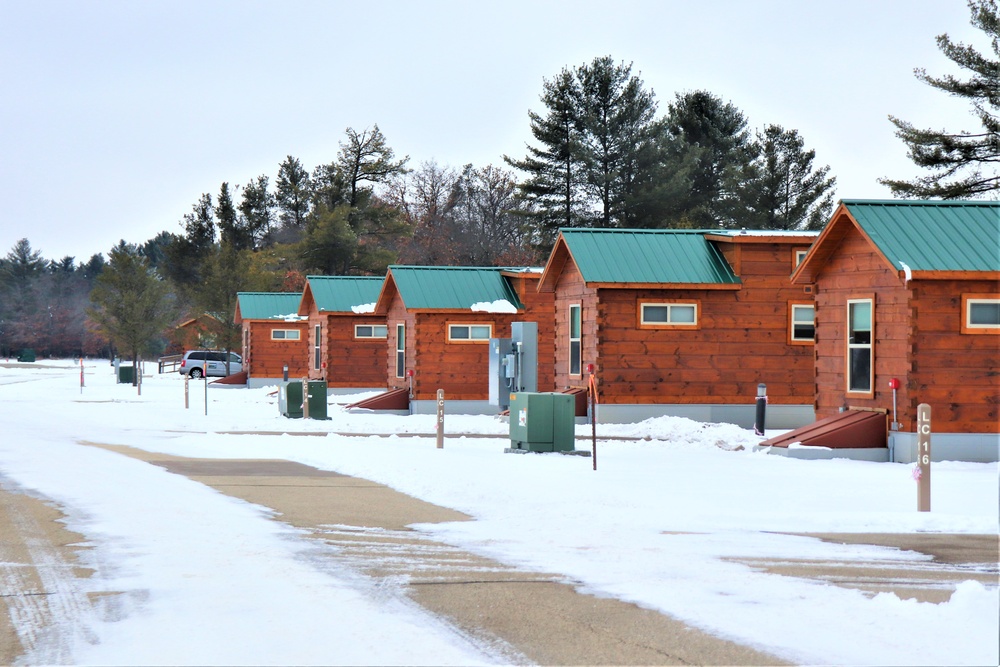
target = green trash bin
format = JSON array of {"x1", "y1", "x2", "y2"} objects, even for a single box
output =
[
  {"x1": 279, "y1": 381, "x2": 304, "y2": 418},
  {"x1": 17, "y1": 349, "x2": 35, "y2": 362},
  {"x1": 117, "y1": 365, "x2": 135, "y2": 384},
  {"x1": 509, "y1": 392, "x2": 575, "y2": 452},
  {"x1": 305, "y1": 380, "x2": 328, "y2": 420}
]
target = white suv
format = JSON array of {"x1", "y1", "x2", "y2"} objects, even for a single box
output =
[{"x1": 178, "y1": 350, "x2": 242, "y2": 378}]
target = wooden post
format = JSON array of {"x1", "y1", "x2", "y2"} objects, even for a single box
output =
[
  {"x1": 302, "y1": 376, "x2": 310, "y2": 420},
  {"x1": 203, "y1": 372, "x2": 208, "y2": 416},
  {"x1": 588, "y1": 368, "x2": 598, "y2": 471},
  {"x1": 917, "y1": 403, "x2": 931, "y2": 512},
  {"x1": 436, "y1": 389, "x2": 444, "y2": 449},
  {"x1": 79, "y1": 358, "x2": 84, "y2": 394}
]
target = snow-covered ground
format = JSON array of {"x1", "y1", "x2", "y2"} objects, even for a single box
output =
[{"x1": 1, "y1": 360, "x2": 997, "y2": 666}]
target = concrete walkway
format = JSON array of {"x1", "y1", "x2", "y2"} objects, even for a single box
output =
[{"x1": 3, "y1": 443, "x2": 997, "y2": 665}]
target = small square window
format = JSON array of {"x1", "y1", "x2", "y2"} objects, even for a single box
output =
[{"x1": 790, "y1": 304, "x2": 815, "y2": 343}]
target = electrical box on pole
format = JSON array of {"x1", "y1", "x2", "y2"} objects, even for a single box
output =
[{"x1": 489, "y1": 322, "x2": 538, "y2": 410}]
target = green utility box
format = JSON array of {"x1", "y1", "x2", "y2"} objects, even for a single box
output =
[
  {"x1": 17, "y1": 349, "x2": 35, "y2": 362},
  {"x1": 117, "y1": 365, "x2": 135, "y2": 384},
  {"x1": 509, "y1": 392, "x2": 575, "y2": 452},
  {"x1": 279, "y1": 380, "x2": 328, "y2": 419}
]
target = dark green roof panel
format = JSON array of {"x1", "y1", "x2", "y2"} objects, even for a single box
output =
[
  {"x1": 236, "y1": 293, "x2": 303, "y2": 320},
  {"x1": 560, "y1": 229, "x2": 740, "y2": 284},
  {"x1": 306, "y1": 276, "x2": 385, "y2": 312},
  {"x1": 388, "y1": 266, "x2": 524, "y2": 310},
  {"x1": 843, "y1": 200, "x2": 1000, "y2": 272}
]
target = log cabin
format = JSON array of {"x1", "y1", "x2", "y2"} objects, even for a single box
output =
[
  {"x1": 537, "y1": 228, "x2": 818, "y2": 427},
  {"x1": 373, "y1": 266, "x2": 555, "y2": 414},
  {"x1": 235, "y1": 293, "x2": 309, "y2": 388},
  {"x1": 297, "y1": 276, "x2": 388, "y2": 393},
  {"x1": 791, "y1": 199, "x2": 999, "y2": 463}
]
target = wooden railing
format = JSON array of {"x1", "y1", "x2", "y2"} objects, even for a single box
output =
[{"x1": 158, "y1": 354, "x2": 183, "y2": 374}]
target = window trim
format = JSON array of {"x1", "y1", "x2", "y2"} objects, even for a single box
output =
[
  {"x1": 638, "y1": 301, "x2": 700, "y2": 329},
  {"x1": 793, "y1": 248, "x2": 809, "y2": 269},
  {"x1": 961, "y1": 294, "x2": 1000, "y2": 335},
  {"x1": 313, "y1": 324, "x2": 322, "y2": 371},
  {"x1": 846, "y1": 296, "x2": 874, "y2": 397},
  {"x1": 788, "y1": 302, "x2": 815, "y2": 345},
  {"x1": 569, "y1": 304, "x2": 582, "y2": 377},
  {"x1": 354, "y1": 323, "x2": 388, "y2": 339},
  {"x1": 395, "y1": 323, "x2": 406, "y2": 379},
  {"x1": 270, "y1": 328, "x2": 301, "y2": 341},
  {"x1": 447, "y1": 322, "x2": 493, "y2": 343}
]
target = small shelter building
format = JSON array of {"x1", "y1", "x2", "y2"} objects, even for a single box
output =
[
  {"x1": 373, "y1": 266, "x2": 555, "y2": 414},
  {"x1": 235, "y1": 293, "x2": 309, "y2": 388},
  {"x1": 791, "y1": 199, "x2": 999, "y2": 463},
  {"x1": 297, "y1": 276, "x2": 388, "y2": 393},
  {"x1": 537, "y1": 228, "x2": 818, "y2": 427}
]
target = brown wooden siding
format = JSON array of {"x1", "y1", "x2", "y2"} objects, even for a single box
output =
[
  {"x1": 245, "y1": 321, "x2": 310, "y2": 379},
  {"x1": 322, "y1": 314, "x2": 388, "y2": 388},
  {"x1": 909, "y1": 278, "x2": 1000, "y2": 433},
  {"x1": 552, "y1": 260, "x2": 599, "y2": 391},
  {"x1": 385, "y1": 295, "x2": 416, "y2": 392},
  {"x1": 813, "y1": 227, "x2": 911, "y2": 425}
]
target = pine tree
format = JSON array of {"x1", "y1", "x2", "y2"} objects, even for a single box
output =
[
  {"x1": 880, "y1": 0, "x2": 1000, "y2": 198},
  {"x1": 88, "y1": 242, "x2": 176, "y2": 385},
  {"x1": 275, "y1": 156, "x2": 312, "y2": 234},
  {"x1": 238, "y1": 175, "x2": 275, "y2": 248},
  {"x1": 505, "y1": 68, "x2": 585, "y2": 238},
  {"x1": 663, "y1": 90, "x2": 755, "y2": 227},
  {"x1": 739, "y1": 125, "x2": 837, "y2": 230}
]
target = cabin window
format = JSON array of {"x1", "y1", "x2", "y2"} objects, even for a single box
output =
[
  {"x1": 962, "y1": 295, "x2": 1000, "y2": 334},
  {"x1": 569, "y1": 304, "x2": 582, "y2": 376},
  {"x1": 640, "y1": 302, "x2": 698, "y2": 328},
  {"x1": 313, "y1": 324, "x2": 322, "y2": 371},
  {"x1": 846, "y1": 299, "x2": 873, "y2": 394},
  {"x1": 355, "y1": 324, "x2": 387, "y2": 339},
  {"x1": 270, "y1": 329, "x2": 301, "y2": 341},
  {"x1": 789, "y1": 303, "x2": 815, "y2": 343},
  {"x1": 794, "y1": 248, "x2": 809, "y2": 268},
  {"x1": 395, "y1": 324, "x2": 405, "y2": 379},
  {"x1": 447, "y1": 323, "x2": 493, "y2": 342}
]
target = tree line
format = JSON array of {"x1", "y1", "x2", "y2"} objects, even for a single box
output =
[{"x1": 2, "y1": 2, "x2": 996, "y2": 366}]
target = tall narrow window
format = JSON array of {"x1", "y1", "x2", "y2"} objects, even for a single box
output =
[
  {"x1": 569, "y1": 304, "x2": 581, "y2": 376},
  {"x1": 847, "y1": 299, "x2": 873, "y2": 394},
  {"x1": 395, "y1": 323, "x2": 406, "y2": 379},
  {"x1": 313, "y1": 324, "x2": 322, "y2": 371}
]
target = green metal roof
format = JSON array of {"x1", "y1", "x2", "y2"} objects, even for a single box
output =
[
  {"x1": 236, "y1": 293, "x2": 303, "y2": 320},
  {"x1": 559, "y1": 229, "x2": 740, "y2": 284},
  {"x1": 388, "y1": 266, "x2": 524, "y2": 310},
  {"x1": 305, "y1": 276, "x2": 385, "y2": 313},
  {"x1": 843, "y1": 200, "x2": 1000, "y2": 272}
]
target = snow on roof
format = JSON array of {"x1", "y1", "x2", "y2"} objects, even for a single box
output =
[
  {"x1": 351, "y1": 302, "x2": 376, "y2": 314},
  {"x1": 470, "y1": 299, "x2": 518, "y2": 313}
]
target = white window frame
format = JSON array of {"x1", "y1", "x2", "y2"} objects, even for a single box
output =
[
  {"x1": 569, "y1": 304, "x2": 582, "y2": 377},
  {"x1": 354, "y1": 324, "x2": 388, "y2": 339},
  {"x1": 789, "y1": 303, "x2": 815, "y2": 344},
  {"x1": 270, "y1": 329, "x2": 301, "y2": 341},
  {"x1": 962, "y1": 295, "x2": 1000, "y2": 334},
  {"x1": 313, "y1": 324, "x2": 322, "y2": 371},
  {"x1": 395, "y1": 323, "x2": 406, "y2": 379},
  {"x1": 640, "y1": 302, "x2": 698, "y2": 328},
  {"x1": 447, "y1": 323, "x2": 493, "y2": 342},
  {"x1": 794, "y1": 248, "x2": 809, "y2": 268},
  {"x1": 846, "y1": 298, "x2": 874, "y2": 395}
]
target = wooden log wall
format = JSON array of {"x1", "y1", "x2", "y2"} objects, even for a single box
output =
[{"x1": 246, "y1": 321, "x2": 310, "y2": 379}]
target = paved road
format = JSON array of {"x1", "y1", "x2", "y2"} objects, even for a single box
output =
[{"x1": 3, "y1": 444, "x2": 997, "y2": 665}]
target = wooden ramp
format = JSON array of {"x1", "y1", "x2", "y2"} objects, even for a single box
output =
[
  {"x1": 212, "y1": 371, "x2": 248, "y2": 385},
  {"x1": 345, "y1": 387, "x2": 410, "y2": 411},
  {"x1": 761, "y1": 410, "x2": 887, "y2": 449}
]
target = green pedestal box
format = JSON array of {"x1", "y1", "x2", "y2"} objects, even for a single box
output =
[
  {"x1": 17, "y1": 349, "x2": 35, "y2": 362},
  {"x1": 509, "y1": 392, "x2": 575, "y2": 452},
  {"x1": 280, "y1": 380, "x2": 328, "y2": 419},
  {"x1": 117, "y1": 365, "x2": 135, "y2": 384}
]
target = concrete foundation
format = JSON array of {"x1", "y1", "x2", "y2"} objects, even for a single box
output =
[
  {"x1": 595, "y1": 403, "x2": 815, "y2": 430},
  {"x1": 889, "y1": 431, "x2": 1000, "y2": 463}
]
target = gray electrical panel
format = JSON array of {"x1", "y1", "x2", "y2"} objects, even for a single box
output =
[{"x1": 489, "y1": 321, "x2": 538, "y2": 410}]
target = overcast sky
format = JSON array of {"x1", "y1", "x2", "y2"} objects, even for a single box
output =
[{"x1": 0, "y1": 0, "x2": 986, "y2": 262}]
